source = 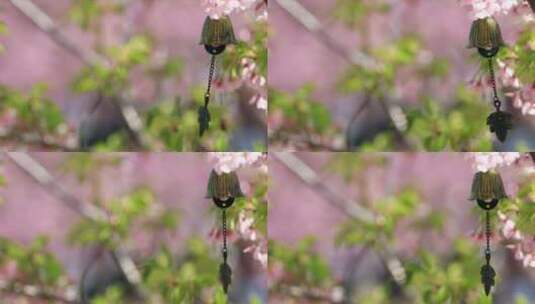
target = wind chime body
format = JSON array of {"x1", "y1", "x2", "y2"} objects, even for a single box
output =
[
  {"x1": 199, "y1": 16, "x2": 237, "y2": 136},
  {"x1": 469, "y1": 170, "x2": 508, "y2": 295},
  {"x1": 206, "y1": 170, "x2": 244, "y2": 294},
  {"x1": 468, "y1": 17, "x2": 512, "y2": 142}
]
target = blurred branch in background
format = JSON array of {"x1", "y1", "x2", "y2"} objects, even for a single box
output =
[
  {"x1": 8, "y1": 0, "x2": 152, "y2": 149},
  {"x1": 2, "y1": 152, "x2": 148, "y2": 302},
  {"x1": 274, "y1": 0, "x2": 382, "y2": 71},
  {"x1": 272, "y1": 152, "x2": 407, "y2": 293},
  {"x1": 2, "y1": 0, "x2": 268, "y2": 151},
  {"x1": 273, "y1": 0, "x2": 412, "y2": 150}
]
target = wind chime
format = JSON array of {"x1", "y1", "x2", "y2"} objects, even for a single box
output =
[
  {"x1": 468, "y1": 17, "x2": 512, "y2": 142},
  {"x1": 469, "y1": 170, "x2": 508, "y2": 295},
  {"x1": 206, "y1": 170, "x2": 244, "y2": 294},
  {"x1": 198, "y1": 16, "x2": 238, "y2": 136}
]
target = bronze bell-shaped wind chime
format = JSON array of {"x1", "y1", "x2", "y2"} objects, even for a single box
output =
[
  {"x1": 469, "y1": 170, "x2": 508, "y2": 295},
  {"x1": 468, "y1": 17, "x2": 512, "y2": 142},
  {"x1": 198, "y1": 16, "x2": 238, "y2": 136},
  {"x1": 206, "y1": 170, "x2": 244, "y2": 294}
]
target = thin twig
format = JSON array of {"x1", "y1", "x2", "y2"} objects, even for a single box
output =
[
  {"x1": 274, "y1": 0, "x2": 381, "y2": 71},
  {"x1": 8, "y1": 0, "x2": 99, "y2": 64},
  {"x1": 8, "y1": 0, "x2": 151, "y2": 149},
  {"x1": 274, "y1": 0, "x2": 412, "y2": 149},
  {"x1": 273, "y1": 152, "x2": 376, "y2": 223},
  {"x1": 273, "y1": 152, "x2": 407, "y2": 286},
  {"x1": 3, "y1": 151, "x2": 148, "y2": 300}
]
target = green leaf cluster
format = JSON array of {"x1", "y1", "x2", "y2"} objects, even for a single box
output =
[
  {"x1": 335, "y1": 189, "x2": 422, "y2": 247},
  {"x1": 405, "y1": 239, "x2": 492, "y2": 304},
  {"x1": 72, "y1": 36, "x2": 152, "y2": 96},
  {"x1": 68, "y1": 188, "x2": 159, "y2": 248},
  {"x1": 0, "y1": 84, "x2": 65, "y2": 134},
  {"x1": 145, "y1": 86, "x2": 231, "y2": 151},
  {"x1": 270, "y1": 85, "x2": 334, "y2": 136},
  {"x1": 333, "y1": 0, "x2": 390, "y2": 28},
  {"x1": 338, "y1": 36, "x2": 425, "y2": 98},
  {"x1": 0, "y1": 236, "x2": 64, "y2": 286},
  {"x1": 269, "y1": 237, "x2": 331, "y2": 287},
  {"x1": 141, "y1": 239, "x2": 221, "y2": 303},
  {"x1": 405, "y1": 86, "x2": 492, "y2": 151}
]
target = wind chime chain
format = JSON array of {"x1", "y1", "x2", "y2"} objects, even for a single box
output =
[
  {"x1": 222, "y1": 208, "x2": 228, "y2": 262},
  {"x1": 485, "y1": 210, "x2": 491, "y2": 263},
  {"x1": 488, "y1": 59, "x2": 501, "y2": 112},
  {"x1": 205, "y1": 55, "x2": 216, "y2": 107}
]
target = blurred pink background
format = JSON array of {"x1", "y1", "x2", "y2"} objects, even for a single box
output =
[
  {"x1": 0, "y1": 153, "x2": 266, "y2": 302},
  {"x1": 269, "y1": 1, "x2": 534, "y2": 149},
  {"x1": 0, "y1": 1, "x2": 263, "y2": 149},
  {"x1": 268, "y1": 152, "x2": 534, "y2": 302}
]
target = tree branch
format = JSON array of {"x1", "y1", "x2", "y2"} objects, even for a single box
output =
[
  {"x1": 273, "y1": 152, "x2": 407, "y2": 286},
  {"x1": 3, "y1": 151, "x2": 148, "y2": 301},
  {"x1": 274, "y1": 0, "x2": 413, "y2": 150},
  {"x1": 274, "y1": 0, "x2": 381, "y2": 71},
  {"x1": 8, "y1": 0, "x2": 151, "y2": 149},
  {"x1": 273, "y1": 152, "x2": 376, "y2": 223}
]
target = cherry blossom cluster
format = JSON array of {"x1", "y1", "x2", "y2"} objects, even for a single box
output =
[
  {"x1": 209, "y1": 152, "x2": 265, "y2": 174},
  {"x1": 208, "y1": 152, "x2": 268, "y2": 268},
  {"x1": 471, "y1": 60, "x2": 535, "y2": 116},
  {"x1": 461, "y1": 0, "x2": 522, "y2": 19},
  {"x1": 499, "y1": 212, "x2": 535, "y2": 268},
  {"x1": 213, "y1": 57, "x2": 267, "y2": 111},
  {"x1": 201, "y1": 0, "x2": 264, "y2": 19},
  {"x1": 241, "y1": 58, "x2": 268, "y2": 111},
  {"x1": 468, "y1": 152, "x2": 521, "y2": 172},
  {"x1": 496, "y1": 60, "x2": 535, "y2": 116},
  {"x1": 237, "y1": 211, "x2": 268, "y2": 268}
]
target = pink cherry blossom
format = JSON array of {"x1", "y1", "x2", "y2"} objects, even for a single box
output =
[
  {"x1": 244, "y1": 241, "x2": 268, "y2": 268},
  {"x1": 500, "y1": 212, "x2": 535, "y2": 268},
  {"x1": 237, "y1": 211, "x2": 257, "y2": 241},
  {"x1": 250, "y1": 94, "x2": 268, "y2": 111},
  {"x1": 238, "y1": 211, "x2": 267, "y2": 268},
  {"x1": 212, "y1": 56, "x2": 268, "y2": 112},
  {"x1": 495, "y1": 60, "x2": 535, "y2": 116},
  {"x1": 461, "y1": 0, "x2": 521, "y2": 19},
  {"x1": 201, "y1": 0, "x2": 261, "y2": 19},
  {"x1": 468, "y1": 152, "x2": 521, "y2": 172},
  {"x1": 209, "y1": 152, "x2": 265, "y2": 174}
]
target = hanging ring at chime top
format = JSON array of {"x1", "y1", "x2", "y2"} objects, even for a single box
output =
[
  {"x1": 200, "y1": 16, "x2": 238, "y2": 55},
  {"x1": 468, "y1": 17, "x2": 506, "y2": 58}
]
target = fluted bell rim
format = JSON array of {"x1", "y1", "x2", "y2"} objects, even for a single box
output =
[
  {"x1": 206, "y1": 170, "x2": 245, "y2": 200},
  {"x1": 469, "y1": 171, "x2": 508, "y2": 202},
  {"x1": 467, "y1": 17, "x2": 506, "y2": 50},
  {"x1": 200, "y1": 16, "x2": 238, "y2": 47}
]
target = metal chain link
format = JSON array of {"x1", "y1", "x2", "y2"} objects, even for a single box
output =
[
  {"x1": 205, "y1": 55, "x2": 216, "y2": 107},
  {"x1": 488, "y1": 59, "x2": 501, "y2": 112},
  {"x1": 222, "y1": 209, "x2": 228, "y2": 262},
  {"x1": 485, "y1": 210, "x2": 491, "y2": 264}
]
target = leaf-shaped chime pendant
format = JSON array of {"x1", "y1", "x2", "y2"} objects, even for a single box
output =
[
  {"x1": 468, "y1": 17, "x2": 512, "y2": 142},
  {"x1": 469, "y1": 170, "x2": 508, "y2": 295},
  {"x1": 206, "y1": 170, "x2": 244, "y2": 294},
  {"x1": 198, "y1": 16, "x2": 237, "y2": 136}
]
